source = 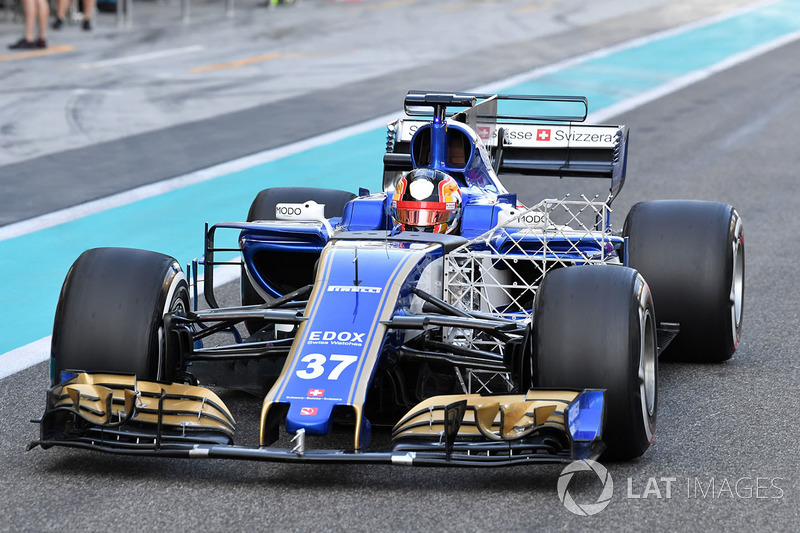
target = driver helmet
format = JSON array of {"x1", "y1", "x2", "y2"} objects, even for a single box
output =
[{"x1": 391, "y1": 168, "x2": 462, "y2": 234}]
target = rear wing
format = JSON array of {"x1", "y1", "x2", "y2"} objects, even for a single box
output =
[{"x1": 385, "y1": 91, "x2": 629, "y2": 200}]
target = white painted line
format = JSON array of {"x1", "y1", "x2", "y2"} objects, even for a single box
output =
[
  {"x1": 1, "y1": 0, "x2": 796, "y2": 378},
  {"x1": 472, "y1": 0, "x2": 783, "y2": 97},
  {"x1": 78, "y1": 45, "x2": 206, "y2": 69},
  {"x1": 0, "y1": 337, "x2": 51, "y2": 380},
  {"x1": 0, "y1": 113, "x2": 399, "y2": 243},
  {"x1": 198, "y1": 263, "x2": 242, "y2": 296},
  {"x1": 0, "y1": 0, "x2": 787, "y2": 244},
  {"x1": 588, "y1": 28, "x2": 800, "y2": 124},
  {"x1": 0, "y1": 264, "x2": 242, "y2": 380}
]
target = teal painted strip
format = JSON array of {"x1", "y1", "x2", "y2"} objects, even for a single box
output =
[
  {"x1": 0, "y1": 129, "x2": 384, "y2": 353},
  {"x1": 1, "y1": 0, "x2": 799, "y2": 356}
]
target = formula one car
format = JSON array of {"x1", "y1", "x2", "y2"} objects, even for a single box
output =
[{"x1": 31, "y1": 91, "x2": 744, "y2": 465}]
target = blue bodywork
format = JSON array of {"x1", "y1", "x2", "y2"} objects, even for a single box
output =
[
  {"x1": 36, "y1": 93, "x2": 625, "y2": 465},
  {"x1": 263, "y1": 239, "x2": 440, "y2": 447},
  {"x1": 231, "y1": 95, "x2": 624, "y2": 447}
]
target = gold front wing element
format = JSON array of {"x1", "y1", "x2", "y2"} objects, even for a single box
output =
[
  {"x1": 392, "y1": 390, "x2": 579, "y2": 442},
  {"x1": 49, "y1": 372, "x2": 235, "y2": 437}
]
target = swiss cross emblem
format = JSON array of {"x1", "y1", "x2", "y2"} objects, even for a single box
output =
[
  {"x1": 476, "y1": 125, "x2": 491, "y2": 141},
  {"x1": 537, "y1": 129, "x2": 551, "y2": 141},
  {"x1": 308, "y1": 389, "x2": 325, "y2": 397},
  {"x1": 300, "y1": 407, "x2": 318, "y2": 416}
]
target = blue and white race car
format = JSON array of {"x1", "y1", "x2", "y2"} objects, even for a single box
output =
[{"x1": 32, "y1": 91, "x2": 744, "y2": 464}]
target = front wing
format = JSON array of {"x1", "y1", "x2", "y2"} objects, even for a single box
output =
[{"x1": 31, "y1": 372, "x2": 605, "y2": 466}]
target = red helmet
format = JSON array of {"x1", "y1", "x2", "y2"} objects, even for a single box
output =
[{"x1": 391, "y1": 169, "x2": 462, "y2": 234}]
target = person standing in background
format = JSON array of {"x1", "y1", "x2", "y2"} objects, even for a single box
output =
[
  {"x1": 8, "y1": 0, "x2": 49, "y2": 49},
  {"x1": 52, "y1": 0, "x2": 96, "y2": 31}
]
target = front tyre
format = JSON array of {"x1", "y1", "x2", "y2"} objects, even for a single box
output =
[
  {"x1": 624, "y1": 201, "x2": 744, "y2": 362},
  {"x1": 533, "y1": 266, "x2": 657, "y2": 460},
  {"x1": 50, "y1": 248, "x2": 189, "y2": 385}
]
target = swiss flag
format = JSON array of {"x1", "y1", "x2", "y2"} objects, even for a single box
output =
[
  {"x1": 308, "y1": 389, "x2": 325, "y2": 397},
  {"x1": 300, "y1": 407, "x2": 318, "y2": 416},
  {"x1": 537, "y1": 129, "x2": 551, "y2": 141}
]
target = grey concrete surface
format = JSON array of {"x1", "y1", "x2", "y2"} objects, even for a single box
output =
[
  {"x1": 3, "y1": 0, "x2": 799, "y2": 531},
  {"x1": 0, "y1": 0, "x2": 759, "y2": 225}
]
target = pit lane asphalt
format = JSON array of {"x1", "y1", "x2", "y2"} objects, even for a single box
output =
[
  {"x1": 3, "y1": 1, "x2": 800, "y2": 531},
  {"x1": 0, "y1": 0, "x2": 760, "y2": 224}
]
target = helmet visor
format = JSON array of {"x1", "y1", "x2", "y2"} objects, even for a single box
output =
[{"x1": 394, "y1": 201, "x2": 455, "y2": 227}]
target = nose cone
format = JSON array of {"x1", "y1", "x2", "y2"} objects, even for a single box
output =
[{"x1": 285, "y1": 401, "x2": 336, "y2": 435}]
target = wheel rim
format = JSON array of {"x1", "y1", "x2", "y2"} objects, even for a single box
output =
[
  {"x1": 639, "y1": 307, "x2": 657, "y2": 420},
  {"x1": 730, "y1": 220, "x2": 744, "y2": 346},
  {"x1": 157, "y1": 271, "x2": 188, "y2": 381}
]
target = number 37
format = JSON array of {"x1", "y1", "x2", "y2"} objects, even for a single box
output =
[{"x1": 295, "y1": 353, "x2": 358, "y2": 380}]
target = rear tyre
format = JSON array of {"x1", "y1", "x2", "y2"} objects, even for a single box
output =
[
  {"x1": 50, "y1": 248, "x2": 189, "y2": 385},
  {"x1": 624, "y1": 201, "x2": 744, "y2": 362},
  {"x1": 533, "y1": 265, "x2": 657, "y2": 461},
  {"x1": 242, "y1": 187, "x2": 356, "y2": 334}
]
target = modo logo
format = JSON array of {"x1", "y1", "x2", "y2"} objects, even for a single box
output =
[
  {"x1": 276, "y1": 206, "x2": 303, "y2": 216},
  {"x1": 520, "y1": 213, "x2": 547, "y2": 225},
  {"x1": 557, "y1": 460, "x2": 614, "y2": 516}
]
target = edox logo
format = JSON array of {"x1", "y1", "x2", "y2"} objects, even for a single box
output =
[{"x1": 308, "y1": 331, "x2": 366, "y2": 345}]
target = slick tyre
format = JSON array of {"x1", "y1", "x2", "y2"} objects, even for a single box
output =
[
  {"x1": 533, "y1": 265, "x2": 657, "y2": 461},
  {"x1": 51, "y1": 248, "x2": 189, "y2": 386},
  {"x1": 242, "y1": 187, "x2": 356, "y2": 334},
  {"x1": 624, "y1": 201, "x2": 744, "y2": 362}
]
